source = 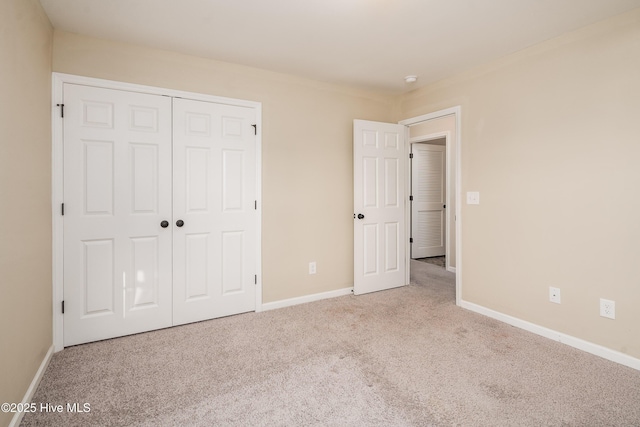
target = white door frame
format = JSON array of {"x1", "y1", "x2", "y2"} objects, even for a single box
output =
[
  {"x1": 410, "y1": 132, "x2": 450, "y2": 262},
  {"x1": 399, "y1": 106, "x2": 462, "y2": 306},
  {"x1": 51, "y1": 73, "x2": 263, "y2": 351}
]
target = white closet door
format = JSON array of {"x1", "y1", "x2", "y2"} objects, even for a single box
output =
[
  {"x1": 353, "y1": 120, "x2": 406, "y2": 295},
  {"x1": 63, "y1": 84, "x2": 173, "y2": 346},
  {"x1": 172, "y1": 98, "x2": 257, "y2": 325},
  {"x1": 411, "y1": 144, "x2": 446, "y2": 258}
]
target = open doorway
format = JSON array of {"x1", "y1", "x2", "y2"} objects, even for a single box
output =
[
  {"x1": 410, "y1": 138, "x2": 447, "y2": 269},
  {"x1": 400, "y1": 107, "x2": 460, "y2": 305}
]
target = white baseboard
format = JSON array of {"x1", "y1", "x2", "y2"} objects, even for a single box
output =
[
  {"x1": 262, "y1": 287, "x2": 354, "y2": 312},
  {"x1": 460, "y1": 300, "x2": 640, "y2": 371},
  {"x1": 447, "y1": 266, "x2": 456, "y2": 273},
  {"x1": 9, "y1": 344, "x2": 54, "y2": 427}
]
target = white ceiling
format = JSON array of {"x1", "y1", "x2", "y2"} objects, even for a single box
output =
[{"x1": 39, "y1": 0, "x2": 640, "y2": 94}]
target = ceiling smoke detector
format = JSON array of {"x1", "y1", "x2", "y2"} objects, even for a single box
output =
[{"x1": 404, "y1": 75, "x2": 418, "y2": 84}]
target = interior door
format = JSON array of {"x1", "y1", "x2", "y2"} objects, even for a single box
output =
[
  {"x1": 353, "y1": 120, "x2": 406, "y2": 295},
  {"x1": 411, "y1": 143, "x2": 446, "y2": 258},
  {"x1": 172, "y1": 98, "x2": 257, "y2": 325},
  {"x1": 63, "y1": 84, "x2": 173, "y2": 346}
]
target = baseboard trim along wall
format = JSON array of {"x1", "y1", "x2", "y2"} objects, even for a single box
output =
[
  {"x1": 9, "y1": 344, "x2": 54, "y2": 427},
  {"x1": 262, "y1": 287, "x2": 354, "y2": 312},
  {"x1": 460, "y1": 300, "x2": 640, "y2": 371}
]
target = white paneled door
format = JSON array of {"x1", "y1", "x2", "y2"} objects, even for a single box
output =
[
  {"x1": 172, "y1": 98, "x2": 256, "y2": 325},
  {"x1": 411, "y1": 144, "x2": 446, "y2": 259},
  {"x1": 353, "y1": 120, "x2": 406, "y2": 295},
  {"x1": 63, "y1": 84, "x2": 173, "y2": 346},
  {"x1": 63, "y1": 83, "x2": 257, "y2": 346}
]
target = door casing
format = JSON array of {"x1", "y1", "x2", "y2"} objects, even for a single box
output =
[{"x1": 52, "y1": 73, "x2": 263, "y2": 352}]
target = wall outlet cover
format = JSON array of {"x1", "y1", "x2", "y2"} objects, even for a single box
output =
[{"x1": 600, "y1": 298, "x2": 615, "y2": 319}]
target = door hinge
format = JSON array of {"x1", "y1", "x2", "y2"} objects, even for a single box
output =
[
  {"x1": 255, "y1": 200, "x2": 257, "y2": 210},
  {"x1": 56, "y1": 103, "x2": 64, "y2": 118},
  {"x1": 251, "y1": 124, "x2": 257, "y2": 135},
  {"x1": 61, "y1": 203, "x2": 65, "y2": 216},
  {"x1": 409, "y1": 195, "x2": 413, "y2": 201},
  {"x1": 443, "y1": 204, "x2": 446, "y2": 209},
  {"x1": 409, "y1": 153, "x2": 413, "y2": 159},
  {"x1": 410, "y1": 238, "x2": 414, "y2": 243},
  {"x1": 61, "y1": 300, "x2": 65, "y2": 314},
  {"x1": 255, "y1": 275, "x2": 258, "y2": 285}
]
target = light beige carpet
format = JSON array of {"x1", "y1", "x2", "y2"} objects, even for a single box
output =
[
  {"x1": 22, "y1": 261, "x2": 640, "y2": 426},
  {"x1": 414, "y1": 256, "x2": 446, "y2": 268}
]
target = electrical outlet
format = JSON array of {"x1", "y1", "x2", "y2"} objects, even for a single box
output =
[
  {"x1": 549, "y1": 287, "x2": 561, "y2": 304},
  {"x1": 309, "y1": 261, "x2": 316, "y2": 275},
  {"x1": 600, "y1": 298, "x2": 615, "y2": 319}
]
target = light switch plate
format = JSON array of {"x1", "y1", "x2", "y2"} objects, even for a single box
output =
[{"x1": 467, "y1": 191, "x2": 480, "y2": 205}]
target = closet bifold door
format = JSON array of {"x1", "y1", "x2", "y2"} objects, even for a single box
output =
[
  {"x1": 62, "y1": 83, "x2": 258, "y2": 347},
  {"x1": 63, "y1": 84, "x2": 173, "y2": 347},
  {"x1": 172, "y1": 98, "x2": 257, "y2": 326}
]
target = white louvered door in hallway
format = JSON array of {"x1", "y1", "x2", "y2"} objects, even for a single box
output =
[
  {"x1": 62, "y1": 83, "x2": 257, "y2": 346},
  {"x1": 411, "y1": 143, "x2": 446, "y2": 259}
]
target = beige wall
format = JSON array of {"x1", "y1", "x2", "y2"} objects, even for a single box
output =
[
  {"x1": 0, "y1": 1, "x2": 53, "y2": 425},
  {"x1": 409, "y1": 115, "x2": 457, "y2": 268},
  {"x1": 400, "y1": 9, "x2": 640, "y2": 358},
  {"x1": 52, "y1": 31, "x2": 395, "y2": 303}
]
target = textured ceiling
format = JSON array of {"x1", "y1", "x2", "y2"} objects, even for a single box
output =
[{"x1": 39, "y1": 0, "x2": 640, "y2": 94}]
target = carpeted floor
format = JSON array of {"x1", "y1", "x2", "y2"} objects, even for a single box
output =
[
  {"x1": 415, "y1": 256, "x2": 445, "y2": 268},
  {"x1": 22, "y1": 261, "x2": 640, "y2": 426}
]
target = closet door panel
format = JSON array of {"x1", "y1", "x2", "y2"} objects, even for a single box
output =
[
  {"x1": 173, "y1": 98, "x2": 257, "y2": 325},
  {"x1": 63, "y1": 84, "x2": 173, "y2": 346}
]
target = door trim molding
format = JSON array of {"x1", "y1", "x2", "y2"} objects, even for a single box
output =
[
  {"x1": 51, "y1": 73, "x2": 263, "y2": 351},
  {"x1": 399, "y1": 106, "x2": 462, "y2": 306}
]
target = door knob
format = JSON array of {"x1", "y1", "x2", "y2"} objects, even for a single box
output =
[
  {"x1": 357, "y1": 213, "x2": 365, "y2": 219},
  {"x1": 176, "y1": 220, "x2": 184, "y2": 227},
  {"x1": 160, "y1": 220, "x2": 169, "y2": 228}
]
